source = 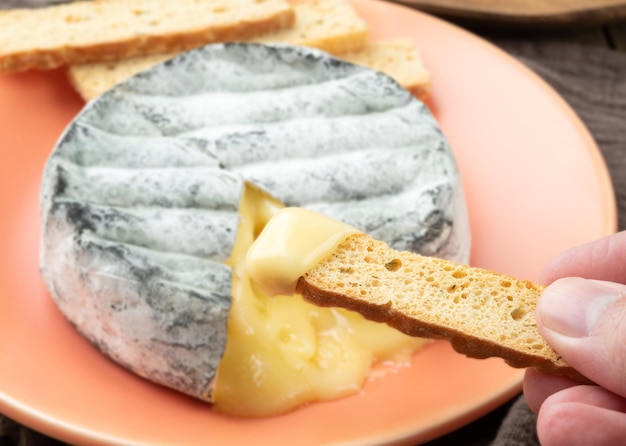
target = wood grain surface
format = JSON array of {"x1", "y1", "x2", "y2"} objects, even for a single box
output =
[{"x1": 393, "y1": 0, "x2": 626, "y2": 27}]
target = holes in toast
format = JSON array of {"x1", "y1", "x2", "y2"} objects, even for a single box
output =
[
  {"x1": 510, "y1": 307, "x2": 526, "y2": 321},
  {"x1": 384, "y1": 259, "x2": 402, "y2": 272},
  {"x1": 452, "y1": 270, "x2": 467, "y2": 279},
  {"x1": 452, "y1": 293, "x2": 468, "y2": 304},
  {"x1": 522, "y1": 337, "x2": 546, "y2": 351},
  {"x1": 64, "y1": 14, "x2": 88, "y2": 23}
]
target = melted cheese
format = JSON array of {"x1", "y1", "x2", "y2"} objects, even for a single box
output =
[
  {"x1": 246, "y1": 207, "x2": 359, "y2": 297},
  {"x1": 213, "y1": 188, "x2": 428, "y2": 417}
]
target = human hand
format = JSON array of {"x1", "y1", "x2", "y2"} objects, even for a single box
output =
[{"x1": 523, "y1": 231, "x2": 626, "y2": 446}]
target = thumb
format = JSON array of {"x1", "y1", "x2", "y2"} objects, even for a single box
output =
[{"x1": 537, "y1": 277, "x2": 626, "y2": 397}]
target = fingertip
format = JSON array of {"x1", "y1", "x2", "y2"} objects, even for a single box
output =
[
  {"x1": 523, "y1": 368, "x2": 580, "y2": 414},
  {"x1": 536, "y1": 277, "x2": 621, "y2": 339},
  {"x1": 535, "y1": 278, "x2": 626, "y2": 396},
  {"x1": 536, "y1": 397, "x2": 580, "y2": 446},
  {"x1": 537, "y1": 388, "x2": 626, "y2": 446}
]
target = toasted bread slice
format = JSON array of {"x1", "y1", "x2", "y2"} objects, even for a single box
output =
[
  {"x1": 0, "y1": 0, "x2": 295, "y2": 72},
  {"x1": 68, "y1": 39, "x2": 428, "y2": 101},
  {"x1": 67, "y1": 0, "x2": 372, "y2": 100},
  {"x1": 254, "y1": 0, "x2": 369, "y2": 55},
  {"x1": 341, "y1": 38, "x2": 430, "y2": 101},
  {"x1": 296, "y1": 233, "x2": 583, "y2": 381},
  {"x1": 68, "y1": 53, "x2": 173, "y2": 100}
]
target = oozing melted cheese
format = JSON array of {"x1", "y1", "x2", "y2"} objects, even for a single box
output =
[
  {"x1": 246, "y1": 207, "x2": 360, "y2": 297},
  {"x1": 213, "y1": 186, "x2": 428, "y2": 417}
]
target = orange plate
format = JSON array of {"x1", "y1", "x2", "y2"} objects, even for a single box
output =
[{"x1": 0, "y1": 1, "x2": 617, "y2": 445}]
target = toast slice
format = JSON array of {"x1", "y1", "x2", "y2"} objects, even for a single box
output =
[
  {"x1": 341, "y1": 38, "x2": 430, "y2": 101},
  {"x1": 296, "y1": 233, "x2": 583, "y2": 381},
  {"x1": 68, "y1": 39, "x2": 429, "y2": 101},
  {"x1": 67, "y1": 0, "x2": 372, "y2": 100},
  {"x1": 0, "y1": 0, "x2": 295, "y2": 72},
  {"x1": 254, "y1": 0, "x2": 369, "y2": 55}
]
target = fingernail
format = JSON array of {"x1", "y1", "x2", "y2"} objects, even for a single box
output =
[{"x1": 538, "y1": 277, "x2": 623, "y2": 338}]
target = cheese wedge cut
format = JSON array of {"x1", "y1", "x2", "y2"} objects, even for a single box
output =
[
  {"x1": 40, "y1": 43, "x2": 470, "y2": 416},
  {"x1": 246, "y1": 207, "x2": 360, "y2": 297}
]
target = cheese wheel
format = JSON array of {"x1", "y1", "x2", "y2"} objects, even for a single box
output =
[{"x1": 40, "y1": 43, "x2": 470, "y2": 401}]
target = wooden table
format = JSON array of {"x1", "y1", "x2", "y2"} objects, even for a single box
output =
[{"x1": 479, "y1": 21, "x2": 626, "y2": 51}]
